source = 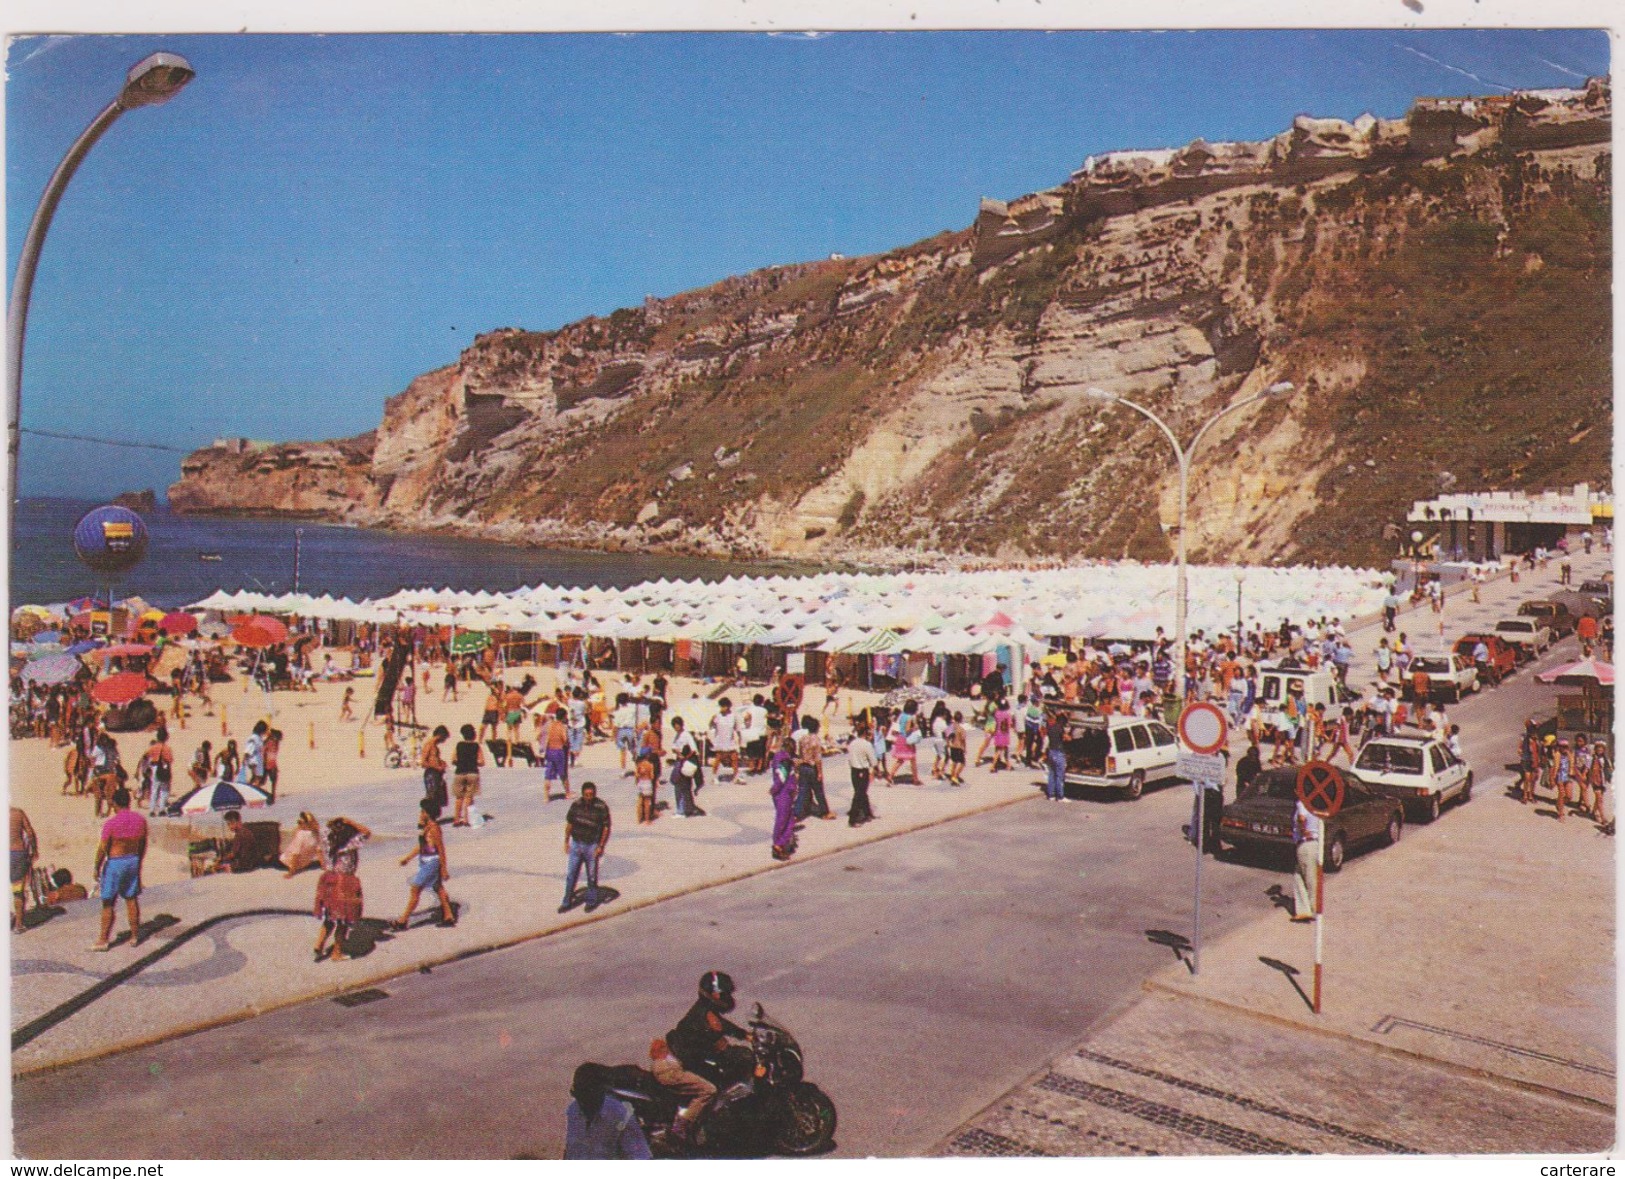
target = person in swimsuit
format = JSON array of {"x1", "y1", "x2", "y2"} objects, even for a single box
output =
[
  {"x1": 392, "y1": 797, "x2": 456, "y2": 930},
  {"x1": 91, "y1": 788, "x2": 146, "y2": 951},
  {"x1": 11, "y1": 806, "x2": 37, "y2": 933}
]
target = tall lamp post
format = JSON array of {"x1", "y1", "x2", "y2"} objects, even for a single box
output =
[
  {"x1": 7, "y1": 52, "x2": 196, "y2": 513},
  {"x1": 1088, "y1": 380, "x2": 1293, "y2": 979},
  {"x1": 1234, "y1": 569, "x2": 1245, "y2": 649},
  {"x1": 1086, "y1": 382, "x2": 1294, "y2": 702}
]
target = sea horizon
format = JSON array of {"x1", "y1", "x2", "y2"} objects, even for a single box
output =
[{"x1": 7, "y1": 497, "x2": 836, "y2": 610}]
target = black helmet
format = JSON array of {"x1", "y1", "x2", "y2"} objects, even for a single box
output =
[{"x1": 699, "y1": 970, "x2": 736, "y2": 1010}]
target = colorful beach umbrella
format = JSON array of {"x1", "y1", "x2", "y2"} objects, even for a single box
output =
[
  {"x1": 241, "y1": 615, "x2": 289, "y2": 642},
  {"x1": 65, "y1": 640, "x2": 103, "y2": 656},
  {"x1": 159, "y1": 612, "x2": 199, "y2": 637},
  {"x1": 19, "y1": 654, "x2": 82, "y2": 685},
  {"x1": 1537, "y1": 658, "x2": 1615, "y2": 687},
  {"x1": 91, "y1": 671, "x2": 150, "y2": 704},
  {"x1": 173, "y1": 778, "x2": 273, "y2": 815},
  {"x1": 232, "y1": 624, "x2": 279, "y2": 649}
]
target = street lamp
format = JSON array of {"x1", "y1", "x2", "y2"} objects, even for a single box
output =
[
  {"x1": 1088, "y1": 380, "x2": 1293, "y2": 980},
  {"x1": 1086, "y1": 381, "x2": 1294, "y2": 701},
  {"x1": 1233, "y1": 568, "x2": 1245, "y2": 648},
  {"x1": 7, "y1": 51, "x2": 196, "y2": 512}
]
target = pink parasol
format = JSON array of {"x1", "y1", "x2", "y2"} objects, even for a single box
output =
[
  {"x1": 1537, "y1": 658, "x2": 1615, "y2": 687},
  {"x1": 159, "y1": 612, "x2": 199, "y2": 636}
]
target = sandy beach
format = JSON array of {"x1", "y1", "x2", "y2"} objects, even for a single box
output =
[{"x1": 8, "y1": 654, "x2": 870, "y2": 889}]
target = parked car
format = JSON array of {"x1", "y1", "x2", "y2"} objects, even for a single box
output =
[
  {"x1": 1044, "y1": 702, "x2": 1182, "y2": 799},
  {"x1": 1452, "y1": 633, "x2": 1518, "y2": 686},
  {"x1": 1577, "y1": 578, "x2": 1612, "y2": 608},
  {"x1": 1518, "y1": 599, "x2": 1577, "y2": 639},
  {"x1": 1353, "y1": 734, "x2": 1473, "y2": 822},
  {"x1": 1549, "y1": 588, "x2": 1607, "y2": 620},
  {"x1": 1492, "y1": 616, "x2": 1552, "y2": 661},
  {"x1": 1404, "y1": 653, "x2": 1479, "y2": 703},
  {"x1": 1217, "y1": 766, "x2": 1403, "y2": 872}
]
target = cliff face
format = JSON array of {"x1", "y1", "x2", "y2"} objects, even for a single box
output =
[{"x1": 170, "y1": 80, "x2": 1613, "y2": 567}]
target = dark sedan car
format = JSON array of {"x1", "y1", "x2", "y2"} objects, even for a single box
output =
[{"x1": 1217, "y1": 767, "x2": 1404, "y2": 872}]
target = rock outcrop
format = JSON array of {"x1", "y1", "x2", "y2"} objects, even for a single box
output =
[{"x1": 170, "y1": 81, "x2": 1612, "y2": 567}]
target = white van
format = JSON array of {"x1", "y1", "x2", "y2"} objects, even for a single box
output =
[
  {"x1": 1045, "y1": 703, "x2": 1183, "y2": 799},
  {"x1": 1257, "y1": 663, "x2": 1353, "y2": 739}
]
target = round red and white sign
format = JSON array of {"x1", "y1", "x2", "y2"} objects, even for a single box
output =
[{"x1": 1178, "y1": 701, "x2": 1229, "y2": 754}]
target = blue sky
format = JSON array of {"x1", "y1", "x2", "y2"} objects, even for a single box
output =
[{"x1": 5, "y1": 29, "x2": 1610, "y2": 498}]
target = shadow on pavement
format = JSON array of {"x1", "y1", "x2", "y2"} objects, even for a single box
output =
[
  {"x1": 339, "y1": 916, "x2": 398, "y2": 959},
  {"x1": 1259, "y1": 955, "x2": 1314, "y2": 1012},
  {"x1": 1144, "y1": 929, "x2": 1192, "y2": 972}
]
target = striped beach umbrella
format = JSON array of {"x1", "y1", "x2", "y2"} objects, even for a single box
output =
[{"x1": 172, "y1": 778, "x2": 274, "y2": 815}]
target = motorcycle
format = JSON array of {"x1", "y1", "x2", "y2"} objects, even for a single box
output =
[{"x1": 597, "y1": 1002, "x2": 837, "y2": 1157}]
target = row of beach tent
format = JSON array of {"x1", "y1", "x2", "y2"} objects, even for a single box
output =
[{"x1": 182, "y1": 564, "x2": 1394, "y2": 655}]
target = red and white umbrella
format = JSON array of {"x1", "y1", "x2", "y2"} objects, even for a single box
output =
[
  {"x1": 1537, "y1": 658, "x2": 1615, "y2": 687},
  {"x1": 91, "y1": 671, "x2": 151, "y2": 705}
]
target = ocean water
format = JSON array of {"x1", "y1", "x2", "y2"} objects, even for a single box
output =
[{"x1": 8, "y1": 499, "x2": 821, "y2": 610}]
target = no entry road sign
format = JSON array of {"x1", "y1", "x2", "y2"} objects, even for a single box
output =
[{"x1": 1178, "y1": 701, "x2": 1229, "y2": 754}]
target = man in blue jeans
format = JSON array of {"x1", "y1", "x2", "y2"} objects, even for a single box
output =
[
  {"x1": 560, "y1": 782, "x2": 611, "y2": 913},
  {"x1": 1044, "y1": 710, "x2": 1069, "y2": 801}
]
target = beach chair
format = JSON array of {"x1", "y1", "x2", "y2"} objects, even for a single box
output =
[{"x1": 486, "y1": 738, "x2": 537, "y2": 767}]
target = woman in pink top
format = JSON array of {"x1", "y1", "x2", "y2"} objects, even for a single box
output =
[
  {"x1": 991, "y1": 701, "x2": 1014, "y2": 772},
  {"x1": 889, "y1": 709, "x2": 919, "y2": 785}
]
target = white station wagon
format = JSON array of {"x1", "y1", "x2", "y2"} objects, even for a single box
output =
[
  {"x1": 1044, "y1": 704, "x2": 1184, "y2": 799},
  {"x1": 1353, "y1": 735, "x2": 1474, "y2": 822}
]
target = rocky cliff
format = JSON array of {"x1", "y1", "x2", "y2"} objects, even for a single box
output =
[{"x1": 171, "y1": 80, "x2": 1612, "y2": 567}]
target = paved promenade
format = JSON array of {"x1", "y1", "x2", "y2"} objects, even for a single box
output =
[{"x1": 12, "y1": 725, "x2": 1034, "y2": 1073}]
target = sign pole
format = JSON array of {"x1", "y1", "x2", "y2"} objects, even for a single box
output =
[
  {"x1": 1177, "y1": 701, "x2": 1230, "y2": 979},
  {"x1": 1193, "y1": 783, "x2": 1204, "y2": 975},
  {"x1": 1314, "y1": 856, "x2": 1325, "y2": 1014},
  {"x1": 1295, "y1": 759, "x2": 1343, "y2": 1016}
]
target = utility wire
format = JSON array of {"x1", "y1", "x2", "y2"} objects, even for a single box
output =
[{"x1": 20, "y1": 427, "x2": 193, "y2": 454}]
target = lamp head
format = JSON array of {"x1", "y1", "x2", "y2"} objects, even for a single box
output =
[
  {"x1": 1084, "y1": 387, "x2": 1119, "y2": 404},
  {"x1": 119, "y1": 53, "x2": 195, "y2": 109},
  {"x1": 1266, "y1": 381, "x2": 1295, "y2": 397}
]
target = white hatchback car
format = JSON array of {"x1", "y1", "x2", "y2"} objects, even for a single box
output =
[{"x1": 1353, "y1": 735, "x2": 1473, "y2": 822}]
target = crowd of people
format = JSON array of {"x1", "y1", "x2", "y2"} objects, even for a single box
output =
[{"x1": 9, "y1": 544, "x2": 1614, "y2": 967}]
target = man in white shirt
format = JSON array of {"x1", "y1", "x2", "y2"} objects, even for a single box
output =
[
  {"x1": 1292, "y1": 798, "x2": 1323, "y2": 922},
  {"x1": 709, "y1": 698, "x2": 741, "y2": 783},
  {"x1": 612, "y1": 694, "x2": 638, "y2": 774},
  {"x1": 846, "y1": 723, "x2": 877, "y2": 826},
  {"x1": 739, "y1": 696, "x2": 769, "y2": 776}
]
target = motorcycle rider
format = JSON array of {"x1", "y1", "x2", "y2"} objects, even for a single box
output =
[{"x1": 654, "y1": 970, "x2": 750, "y2": 1143}]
